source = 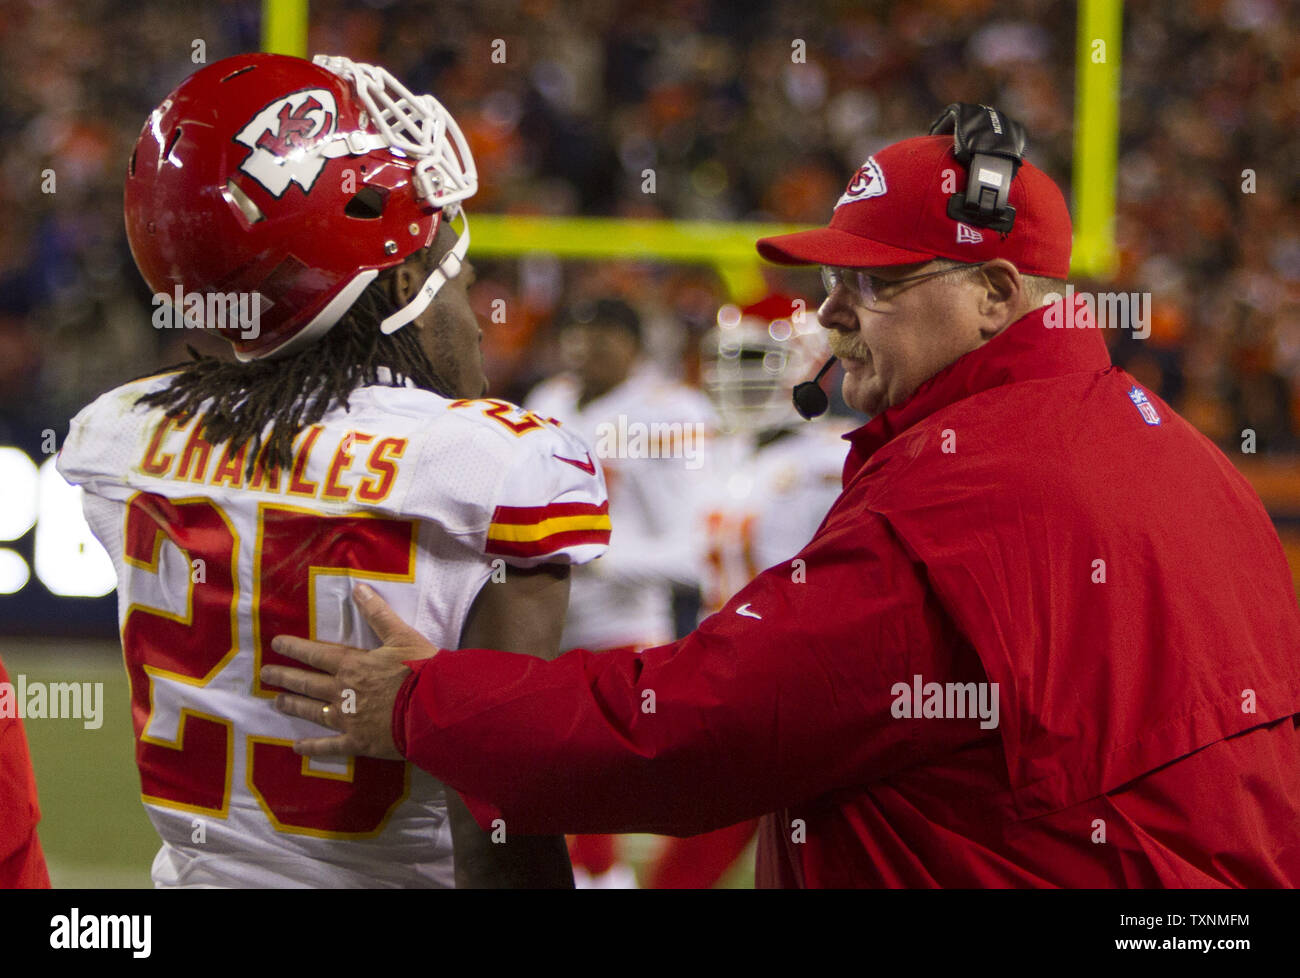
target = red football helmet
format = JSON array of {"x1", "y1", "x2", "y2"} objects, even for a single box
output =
[{"x1": 124, "y1": 53, "x2": 477, "y2": 360}]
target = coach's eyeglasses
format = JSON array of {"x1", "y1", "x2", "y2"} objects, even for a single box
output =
[{"x1": 821, "y1": 262, "x2": 983, "y2": 308}]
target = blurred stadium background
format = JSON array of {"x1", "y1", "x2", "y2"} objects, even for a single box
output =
[{"x1": 0, "y1": 0, "x2": 1297, "y2": 887}]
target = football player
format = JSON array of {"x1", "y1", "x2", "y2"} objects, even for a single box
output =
[
  {"x1": 525, "y1": 298, "x2": 716, "y2": 886},
  {"x1": 57, "y1": 53, "x2": 609, "y2": 888},
  {"x1": 646, "y1": 295, "x2": 849, "y2": 888},
  {"x1": 695, "y1": 295, "x2": 851, "y2": 616}
]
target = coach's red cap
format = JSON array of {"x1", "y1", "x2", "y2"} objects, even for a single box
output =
[{"x1": 756, "y1": 135, "x2": 1071, "y2": 278}]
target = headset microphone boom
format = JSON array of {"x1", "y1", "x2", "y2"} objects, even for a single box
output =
[{"x1": 791, "y1": 355, "x2": 838, "y2": 420}]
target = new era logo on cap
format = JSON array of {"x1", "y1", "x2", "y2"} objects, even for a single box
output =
[
  {"x1": 834, "y1": 157, "x2": 887, "y2": 209},
  {"x1": 956, "y1": 223, "x2": 983, "y2": 244}
]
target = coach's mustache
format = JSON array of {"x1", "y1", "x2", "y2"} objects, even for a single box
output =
[{"x1": 828, "y1": 335, "x2": 871, "y2": 361}]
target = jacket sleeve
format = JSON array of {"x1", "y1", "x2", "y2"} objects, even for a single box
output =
[{"x1": 398, "y1": 502, "x2": 961, "y2": 836}]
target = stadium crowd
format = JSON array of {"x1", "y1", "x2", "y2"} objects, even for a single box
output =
[{"x1": 0, "y1": 0, "x2": 1296, "y2": 451}]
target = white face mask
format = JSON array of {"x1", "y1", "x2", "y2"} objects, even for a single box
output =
[
  {"x1": 313, "y1": 54, "x2": 477, "y2": 211},
  {"x1": 311, "y1": 55, "x2": 477, "y2": 337}
]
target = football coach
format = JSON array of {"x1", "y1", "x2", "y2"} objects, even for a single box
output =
[{"x1": 264, "y1": 106, "x2": 1300, "y2": 887}]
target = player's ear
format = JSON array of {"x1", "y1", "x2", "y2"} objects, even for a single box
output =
[
  {"x1": 390, "y1": 220, "x2": 460, "y2": 309},
  {"x1": 387, "y1": 257, "x2": 425, "y2": 308}
]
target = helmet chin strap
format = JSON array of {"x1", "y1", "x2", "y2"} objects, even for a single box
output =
[{"x1": 379, "y1": 210, "x2": 470, "y2": 335}]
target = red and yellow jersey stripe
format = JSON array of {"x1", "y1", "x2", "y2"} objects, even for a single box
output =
[{"x1": 485, "y1": 500, "x2": 612, "y2": 559}]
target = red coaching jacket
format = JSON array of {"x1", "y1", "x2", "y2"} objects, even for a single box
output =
[
  {"x1": 395, "y1": 298, "x2": 1300, "y2": 887},
  {"x1": 0, "y1": 656, "x2": 50, "y2": 888}
]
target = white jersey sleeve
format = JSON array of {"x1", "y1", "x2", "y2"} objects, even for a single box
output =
[
  {"x1": 523, "y1": 368, "x2": 715, "y2": 649},
  {"x1": 407, "y1": 397, "x2": 611, "y2": 568}
]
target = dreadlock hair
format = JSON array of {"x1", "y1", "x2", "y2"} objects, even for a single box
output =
[{"x1": 135, "y1": 245, "x2": 457, "y2": 480}]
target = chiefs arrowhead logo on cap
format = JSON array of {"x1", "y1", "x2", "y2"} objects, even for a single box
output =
[
  {"x1": 834, "y1": 156, "x2": 887, "y2": 210},
  {"x1": 234, "y1": 89, "x2": 339, "y2": 198},
  {"x1": 756, "y1": 135, "x2": 1073, "y2": 278}
]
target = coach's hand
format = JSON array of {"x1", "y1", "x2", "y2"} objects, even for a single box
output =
[{"x1": 262, "y1": 583, "x2": 440, "y2": 760}]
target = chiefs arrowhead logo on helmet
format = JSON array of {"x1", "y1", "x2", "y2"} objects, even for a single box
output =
[
  {"x1": 125, "y1": 53, "x2": 478, "y2": 360},
  {"x1": 233, "y1": 89, "x2": 339, "y2": 197},
  {"x1": 834, "y1": 156, "x2": 887, "y2": 210}
]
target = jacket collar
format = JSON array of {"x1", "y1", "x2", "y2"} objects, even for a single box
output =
[{"x1": 842, "y1": 295, "x2": 1110, "y2": 482}]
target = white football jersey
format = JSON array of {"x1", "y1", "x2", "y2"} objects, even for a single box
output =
[
  {"x1": 527, "y1": 366, "x2": 716, "y2": 650},
  {"x1": 57, "y1": 371, "x2": 609, "y2": 888},
  {"x1": 697, "y1": 422, "x2": 849, "y2": 615}
]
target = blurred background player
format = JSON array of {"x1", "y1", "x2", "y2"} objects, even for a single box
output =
[
  {"x1": 696, "y1": 295, "x2": 851, "y2": 615},
  {"x1": 645, "y1": 294, "x2": 850, "y2": 888},
  {"x1": 526, "y1": 297, "x2": 716, "y2": 887},
  {"x1": 56, "y1": 53, "x2": 609, "y2": 887}
]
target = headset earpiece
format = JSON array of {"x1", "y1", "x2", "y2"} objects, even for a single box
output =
[{"x1": 929, "y1": 103, "x2": 1026, "y2": 233}]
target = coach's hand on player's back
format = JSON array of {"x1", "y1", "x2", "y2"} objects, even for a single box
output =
[{"x1": 263, "y1": 584, "x2": 440, "y2": 760}]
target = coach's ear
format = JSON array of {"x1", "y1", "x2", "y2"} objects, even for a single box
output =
[{"x1": 974, "y1": 259, "x2": 1024, "y2": 337}]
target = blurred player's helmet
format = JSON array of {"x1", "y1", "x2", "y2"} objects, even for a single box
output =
[
  {"x1": 124, "y1": 53, "x2": 477, "y2": 360},
  {"x1": 701, "y1": 294, "x2": 829, "y2": 433}
]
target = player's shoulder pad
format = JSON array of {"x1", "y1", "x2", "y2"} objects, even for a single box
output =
[
  {"x1": 67, "y1": 371, "x2": 182, "y2": 428},
  {"x1": 57, "y1": 372, "x2": 184, "y2": 489},
  {"x1": 432, "y1": 396, "x2": 594, "y2": 459},
  {"x1": 409, "y1": 397, "x2": 610, "y2": 568}
]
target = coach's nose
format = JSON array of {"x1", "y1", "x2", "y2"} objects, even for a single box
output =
[{"x1": 818, "y1": 286, "x2": 858, "y2": 334}]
